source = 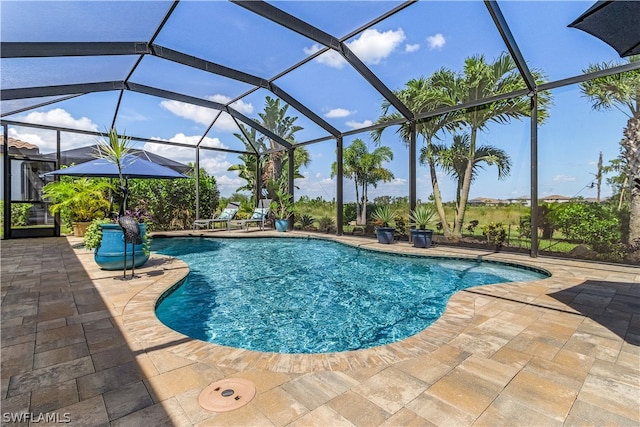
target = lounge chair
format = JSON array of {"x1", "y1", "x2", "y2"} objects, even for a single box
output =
[
  {"x1": 231, "y1": 199, "x2": 271, "y2": 231},
  {"x1": 192, "y1": 202, "x2": 240, "y2": 231}
]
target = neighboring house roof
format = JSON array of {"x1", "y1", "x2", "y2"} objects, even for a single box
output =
[
  {"x1": 0, "y1": 136, "x2": 40, "y2": 152},
  {"x1": 542, "y1": 194, "x2": 571, "y2": 200},
  {"x1": 468, "y1": 197, "x2": 501, "y2": 205}
]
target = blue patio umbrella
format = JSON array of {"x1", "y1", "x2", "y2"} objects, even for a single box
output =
[
  {"x1": 44, "y1": 155, "x2": 188, "y2": 215},
  {"x1": 43, "y1": 155, "x2": 188, "y2": 180}
]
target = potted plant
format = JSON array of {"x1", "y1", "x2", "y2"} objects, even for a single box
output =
[
  {"x1": 371, "y1": 205, "x2": 397, "y2": 244},
  {"x1": 42, "y1": 177, "x2": 112, "y2": 236},
  {"x1": 83, "y1": 207, "x2": 152, "y2": 270},
  {"x1": 409, "y1": 204, "x2": 436, "y2": 248},
  {"x1": 271, "y1": 188, "x2": 294, "y2": 232},
  {"x1": 82, "y1": 128, "x2": 152, "y2": 270}
]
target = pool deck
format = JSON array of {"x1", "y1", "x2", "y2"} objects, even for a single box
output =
[{"x1": 1, "y1": 230, "x2": 639, "y2": 426}]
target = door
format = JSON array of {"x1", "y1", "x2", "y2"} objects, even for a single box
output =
[{"x1": 3, "y1": 157, "x2": 58, "y2": 238}]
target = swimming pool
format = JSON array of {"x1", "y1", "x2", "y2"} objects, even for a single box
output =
[{"x1": 154, "y1": 237, "x2": 549, "y2": 354}]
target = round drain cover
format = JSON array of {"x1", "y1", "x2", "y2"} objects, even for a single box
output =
[{"x1": 198, "y1": 378, "x2": 256, "y2": 412}]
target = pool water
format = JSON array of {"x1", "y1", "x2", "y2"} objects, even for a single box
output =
[{"x1": 154, "y1": 237, "x2": 549, "y2": 354}]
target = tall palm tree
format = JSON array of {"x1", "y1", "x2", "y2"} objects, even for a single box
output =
[
  {"x1": 230, "y1": 96, "x2": 309, "y2": 201},
  {"x1": 260, "y1": 96, "x2": 303, "y2": 190},
  {"x1": 228, "y1": 126, "x2": 265, "y2": 200},
  {"x1": 331, "y1": 139, "x2": 394, "y2": 225},
  {"x1": 428, "y1": 133, "x2": 512, "y2": 207},
  {"x1": 373, "y1": 53, "x2": 550, "y2": 241},
  {"x1": 581, "y1": 56, "x2": 640, "y2": 255},
  {"x1": 434, "y1": 53, "x2": 551, "y2": 240},
  {"x1": 372, "y1": 76, "x2": 459, "y2": 238}
]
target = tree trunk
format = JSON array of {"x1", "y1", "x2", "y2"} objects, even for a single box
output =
[
  {"x1": 427, "y1": 154, "x2": 452, "y2": 239},
  {"x1": 628, "y1": 191, "x2": 640, "y2": 267},
  {"x1": 452, "y1": 129, "x2": 476, "y2": 241},
  {"x1": 359, "y1": 183, "x2": 368, "y2": 226},
  {"x1": 623, "y1": 111, "x2": 640, "y2": 260}
]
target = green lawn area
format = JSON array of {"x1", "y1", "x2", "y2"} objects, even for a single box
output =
[{"x1": 295, "y1": 203, "x2": 580, "y2": 254}]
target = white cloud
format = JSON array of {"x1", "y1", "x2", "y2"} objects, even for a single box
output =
[
  {"x1": 160, "y1": 101, "x2": 218, "y2": 126},
  {"x1": 346, "y1": 119, "x2": 373, "y2": 129},
  {"x1": 159, "y1": 95, "x2": 253, "y2": 132},
  {"x1": 216, "y1": 174, "x2": 247, "y2": 197},
  {"x1": 324, "y1": 108, "x2": 353, "y2": 118},
  {"x1": 426, "y1": 33, "x2": 446, "y2": 50},
  {"x1": 305, "y1": 28, "x2": 406, "y2": 69},
  {"x1": 348, "y1": 28, "x2": 406, "y2": 65},
  {"x1": 145, "y1": 133, "x2": 230, "y2": 175},
  {"x1": 21, "y1": 108, "x2": 97, "y2": 132},
  {"x1": 405, "y1": 43, "x2": 420, "y2": 53},
  {"x1": 305, "y1": 44, "x2": 347, "y2": 69},
  {"x1": 11, "y1": 109, "x2": 99, "y2": 152}
]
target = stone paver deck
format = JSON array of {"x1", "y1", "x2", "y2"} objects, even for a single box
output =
[{"x1": 1, "y1": 230, "x2": 639, "y2": 426}]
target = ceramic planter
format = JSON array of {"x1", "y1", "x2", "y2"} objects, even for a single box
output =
[
  {"x1": 94, "y1": 223, "x2": 149, "y2": 270},
  {"x1": 275, "y1": 219, "x2": 289, "y2": 232},
  {"x1": 376, "y1": 227, "x2": 395, "y2": 244},
  {"x1": 72, "y1": 221, "x2": 92, "y2": 237},
  {"x1": 411, "y1": 229, "x2": 433, "y2": 248}
]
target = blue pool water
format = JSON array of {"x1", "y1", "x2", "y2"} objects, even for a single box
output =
[{"x1": 154, "y1": 237, "x2": 549, "y2": 354}]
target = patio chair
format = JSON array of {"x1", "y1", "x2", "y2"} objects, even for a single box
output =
[
  {"x1": 231, "y1": 199, "x2": 271, "y2": 231},
  {"x1": 192, "y1": 201, "x2": 240, "y2": 231}
]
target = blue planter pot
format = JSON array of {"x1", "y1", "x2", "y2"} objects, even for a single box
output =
[
  {"x1": 411, "y1": 229, "x2": 433, "y2": 248},
  {"x1": 275, "y1": 219, "x2": 289, "y2": 232},
  {"x1": 376, "y1": 227, "x2": 395, "y2": 244},
  {"x1": 94, "y1": 223, "x2": 149, "y2": 270}
]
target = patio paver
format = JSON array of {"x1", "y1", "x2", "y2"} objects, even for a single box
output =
[{"x1": 1, "y1": 231, "x2": 638, "y2": 426}]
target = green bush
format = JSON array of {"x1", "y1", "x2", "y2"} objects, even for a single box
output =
[
  {"x1": 552, "y1": 202, "x2": 622, "y2": 259},
  {"x1": 317, "y1": 216, "x2": 334, "y2": 233},
  {"x1": 482, "y1": 222, "x2": 507, "y2": 250},
  {"x1": 343, "y1": 203, "x2": 357, "y2": 224},
  {"x1": 128, "y1": 167, "x2": 219, "y2": 230},
  {"x1": 0, "y1": 201, "x2": 33, "y2": 227}
]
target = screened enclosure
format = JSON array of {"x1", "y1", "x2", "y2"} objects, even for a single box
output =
[{"x1": 1, "y1": 1, "x2": 639, "y2": 262}]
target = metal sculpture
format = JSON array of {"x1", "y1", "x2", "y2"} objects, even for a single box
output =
[{"x1": 117, "y1": 215, "x2": 141, "y2": 279}]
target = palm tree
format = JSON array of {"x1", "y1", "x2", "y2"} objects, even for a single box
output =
[
  {"x1": 260, "y1": 96, "x2": 303, "y2": 189},
  {"x1": 581, "y1": 56, "x2": 640, "y2": 255},
  {"x1": 230, "y1": 97, "x2": 308, "y2": 200},
  {"x1": 372, "y1": 76, "x2": 459, "y2": 238},
  {"x1": 331, "y1": 139, "x2": 394, "y2": 225},
  {"x1": 433, "y1": 53, "x2": 551, "y2": 240},
  {"x1": 428, "y1": 133, "x2": 512, "y2": 207},
  {"x1": 373, "y1": 53, "x2": 550, "y2": 241}
]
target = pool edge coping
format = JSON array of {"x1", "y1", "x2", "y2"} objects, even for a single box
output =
[{"x1": 119, "y1": 231, "x2": 584, "y2": 373}]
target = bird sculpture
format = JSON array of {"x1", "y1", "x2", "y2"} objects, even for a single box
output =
[{"x1": 117, "y1": 215, "x2": 141, "y2": 280}]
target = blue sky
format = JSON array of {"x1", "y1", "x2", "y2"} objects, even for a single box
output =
[{"x1": 1, "y1": 1, "x2": 631, "y2": 202}]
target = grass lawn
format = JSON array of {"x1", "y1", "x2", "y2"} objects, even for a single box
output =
[{"x1": 295, "y1": 203, "x2": 579, "y2": 254}]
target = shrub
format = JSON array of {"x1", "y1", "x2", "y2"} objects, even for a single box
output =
[
  {"x1": 297, "y1": 214, "x2": 315, "y2": 230},
  {"x1": 343, "y1": 203, "x2": 357, "y2": 224},
  {"x1": 553, "y1": 202, "x2": 621, "y2": 256},
  {"x1": 317, "y1": 216, "x2": 334, "y2": 233},
  {"x1": 482, "y1": 222, "x2": 507, "y2": 250}
]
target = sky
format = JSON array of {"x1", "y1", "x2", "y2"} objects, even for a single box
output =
[{"x1": 1, "y1": 0, "x2": 632, "y2": 203}]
